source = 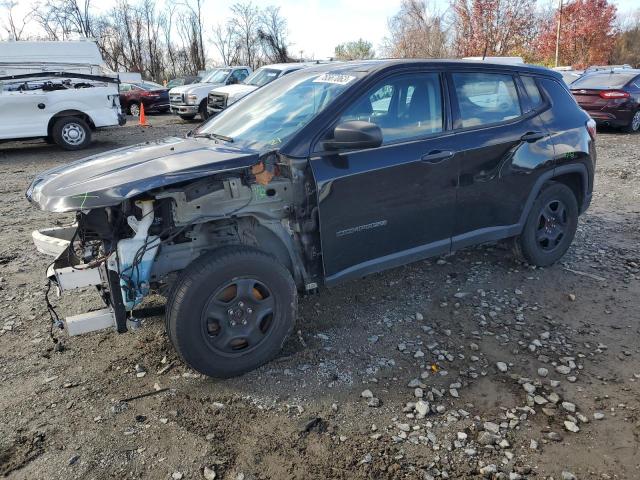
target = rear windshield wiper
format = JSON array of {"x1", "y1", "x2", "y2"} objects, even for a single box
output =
[{"x1": 193, "y1": 132, "x2": 234, "y2": 143}]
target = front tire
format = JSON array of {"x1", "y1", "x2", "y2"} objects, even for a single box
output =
[
  {"x1": 515, "y1": 182, "x2": 578, "y2": 267},
  {"x1": 52, "y1": 116, "x2": 91, "y2": 150},
  {"x1": 166, "y1": 246, "x2": 297, "y2": 378}
]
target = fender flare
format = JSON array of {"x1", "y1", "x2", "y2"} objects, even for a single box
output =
[{"x1": 517, "y1": 163, "x2": 589, "y2": 227}]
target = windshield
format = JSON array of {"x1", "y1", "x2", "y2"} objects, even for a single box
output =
[
  {"x1": 571, "y1": 71, "x2": 638, "y2": 89},
  {"x1": 196, "y1": 69, "x2": 362, "y2": 151},
  {"x1": 203, "y1": 69, "x2": 231, "y2": 84},
  {"x1": 245, "y1": 68, "x2": 281, "y2": 87}
]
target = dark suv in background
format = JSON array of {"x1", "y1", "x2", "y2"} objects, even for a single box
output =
[
  {"x1": 570, "y1": 68, "x2": 640, "y2": 132},
  {"x1": 28, "y1": 60, "x2": 595, "y2": 378}
]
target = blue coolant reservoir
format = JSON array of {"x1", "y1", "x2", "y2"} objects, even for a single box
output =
[{"x1": 116, "y1": 200, "x2": 160, "y2": 310}]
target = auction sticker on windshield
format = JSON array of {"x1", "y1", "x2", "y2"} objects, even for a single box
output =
[{"x1": 313, "y1": 73, "x2": 356, "y2": 85}]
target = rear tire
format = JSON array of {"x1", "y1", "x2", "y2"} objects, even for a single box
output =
[
  {"x1": 52, "y1": 116, "x2": 91, "y2": 150},
  {"x1": 515, "y1": 182, "x2": 578, "y2": 267},
  {"x1": 622, "y1": 110, "x2": 640, "y2": 133},
  {"x1": 166, "y1": 246, "x2": 297, "y2": 378}
]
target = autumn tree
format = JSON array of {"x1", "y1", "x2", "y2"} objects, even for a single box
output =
[
  {"x1": 334, "y1": 39, "x2": 375, "y2": 60},
  {"x1": 536, "y1": 0, "x2": 618, "y2": 68},
  {"x1": 383, "y1": 0, "x2": 448, "y2": 58},
  {"x1": 450, "y1": 0, "x2": 537, "y2": 58}
]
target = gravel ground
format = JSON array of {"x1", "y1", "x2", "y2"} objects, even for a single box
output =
[{"x1": 0, "y1": 115, "x2": 639, "y2": 480}]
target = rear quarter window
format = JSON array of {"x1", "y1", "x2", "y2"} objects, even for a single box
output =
[
  {"x1": 521, "y1": 76, "x2": 544, "y2": 110},
  {"x1": 452, "y1": 72, "x2": 522, "y2": 128}
]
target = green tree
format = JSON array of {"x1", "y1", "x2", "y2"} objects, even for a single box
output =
[{"x1": 334, "y1": 39, "x2": 375, "y2": 60}]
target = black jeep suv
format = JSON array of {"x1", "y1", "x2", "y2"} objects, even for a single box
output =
[{"x1": 28, "y1": 60, "x2": 595, "y2": 377}]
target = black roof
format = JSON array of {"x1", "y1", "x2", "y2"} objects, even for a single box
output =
[{"x1": 304, "y1": 59, "x2": 563, "y2": 80}]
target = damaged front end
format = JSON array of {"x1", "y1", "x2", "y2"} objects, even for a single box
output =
[{"x1": 27, "y1": 137, "x2": 317, "y2": 337}]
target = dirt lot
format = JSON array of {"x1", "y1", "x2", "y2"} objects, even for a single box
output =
[{"x1": 0, "y1": 115, "x2": 639, "y2": 480}]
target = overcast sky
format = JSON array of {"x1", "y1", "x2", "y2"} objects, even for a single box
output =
[{"x1": 7, "y1": 0, "x2": 640, "y2": 61}]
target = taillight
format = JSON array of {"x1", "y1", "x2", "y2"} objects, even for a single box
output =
[
  {"x1": 586, "y1": 118, "x2": 596, "y2": 141},
  {"x1": 599, "y1": 90, "x2": 629, "y2": 99}
]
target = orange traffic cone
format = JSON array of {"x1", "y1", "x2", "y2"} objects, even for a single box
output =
[{"x1": 139, "y1": 103, "x2": 148, "y2": 127}]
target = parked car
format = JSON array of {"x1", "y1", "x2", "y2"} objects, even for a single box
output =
[
  {"x1": 27, "y1": 60, "x2": 595, "y2": 377},
  {"x1": 552, "y1": 67, "x2": 584, "y2": 86},
  {"x1": 207, "y1": 63, "x2": 308, "y2": 116},
  {"x1": 0, "y1": 40, "x2": 125, "y2": 150},
  {"x1": 119, "y1": 81, "x2": 169, "y2": 116},
  {"x1": 166, "y1": 75, "x2": 200, "y2": 89},
  {"x1": 570, "y1": 68, "x2": 640, "y2": 132},
  {"x1": 169, "y1": 66, "x2": 251, "y2": 120}
]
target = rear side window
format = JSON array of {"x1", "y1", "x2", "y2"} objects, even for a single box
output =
[
  {"x1": 521, "y1": 76, "x2": 544, "y2": 109},
  {"x1": 452, "y1": 72, "x2": 521, "y2": 128},
  {"x1": 339, "y1": 72, "x2": 444, "y2": 144}
]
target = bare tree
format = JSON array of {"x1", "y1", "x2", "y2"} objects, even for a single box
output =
[
  {"x1": 212, "y1": 22, "x2": 240, "y2": 66},
  {"x1": 1, "y1": 0, "x2": 32, "y2": 40},
  {"x1": 384, "y1": 0, "x2": 449, "y2": 58},
  {"x1": 228, "y1": 2, "x2": 261, "y2": 68},
  {"x1": 258, "y1": 6, "x2": 290, "y2": 63}
]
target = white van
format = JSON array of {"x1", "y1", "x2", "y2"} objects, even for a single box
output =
[{"x1": 0, "y1": 40, "x2": 125, "y2": 150}]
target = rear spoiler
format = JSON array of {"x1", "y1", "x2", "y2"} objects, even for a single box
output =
[{"x1": 0, "y1": 71, "x2": 120, "y2": 84}]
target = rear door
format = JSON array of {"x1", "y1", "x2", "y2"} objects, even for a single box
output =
[
  {"x1": 447, "y1": 70, "x2": 556, "y2": 249},
  {"x1": 310, "y1": 70, "x2": 460, "y2": 283}
]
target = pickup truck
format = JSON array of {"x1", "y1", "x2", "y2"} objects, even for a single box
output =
[
  {"x1": 207, "y1": 63, "x2": 308, "y2": 116},
  {"x1": 27, "y1": 60, "x2": 595, "y2": 378},
  {"x1": 0, "y1": 41, "x2": 125, "y2": 150},
  {"x1": 169, "y1": 66, "x2": 251, "y2": 120}
]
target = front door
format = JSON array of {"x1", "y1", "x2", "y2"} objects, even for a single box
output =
[{"x1": 310, "y1": 71, "x2": 460, "y2": 283}]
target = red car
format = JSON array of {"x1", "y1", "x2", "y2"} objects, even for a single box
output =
[
  {"x1": 570, "y1": 68, "x2": 640, "y2": 133},
  {"x1": 119, "y1": 81, "x2": 170, "y2": 116}
]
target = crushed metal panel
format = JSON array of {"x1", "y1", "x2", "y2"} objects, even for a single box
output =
[{"x1": 65, "y1": 308, "x2": 116, "y2": 336}]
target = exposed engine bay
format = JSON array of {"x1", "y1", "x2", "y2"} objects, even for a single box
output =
[{"x1": 33, "y1": 149, "x2": 322, "y2": 337}]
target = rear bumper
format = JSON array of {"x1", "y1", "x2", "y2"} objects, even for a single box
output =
[
  {"x1": 145, "y1": 101, "x2": 170, "y2": 112},
  {"x1": 580, "y1": 107, "x2": 633, "y2": 127}
]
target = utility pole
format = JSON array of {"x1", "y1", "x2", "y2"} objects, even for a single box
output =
[{"x1": 554, "y1": 0, "x2": 563, "y2": 67}]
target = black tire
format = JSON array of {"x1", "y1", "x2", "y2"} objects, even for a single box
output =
[
  {"x1": 166, "y1": 246, "x2": 297, "y2": 378},
  {"x1": 199, "y1": 100, "x2": 209, "y2": 120},
  {"x1": 515, "y1": 182, "x2": 578, "y2": 267},
  {"x1": 622, "y1": 110, "x2": 640, "y2": 133},
  {"x1": 52, "y1": 116, "x2": 91, "y2": 150},
  {"x1": 179, "y1": 114, "x2": 196, "y2": 121}
]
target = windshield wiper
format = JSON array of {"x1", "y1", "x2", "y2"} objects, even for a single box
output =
[{"x1": 193, "y1": 132, "x2": 234, "y2": 143}]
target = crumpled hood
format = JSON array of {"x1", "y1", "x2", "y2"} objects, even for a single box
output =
[{"x1": 26, "y1": 136, "x2": 259, "y2": 212}]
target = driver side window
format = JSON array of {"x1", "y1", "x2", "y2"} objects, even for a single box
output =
[{"x1": 339, "y1": 72, "x2": 444, "y2": 144}]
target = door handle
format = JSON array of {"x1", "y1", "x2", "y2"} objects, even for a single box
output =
[
  {"x1": 520, "y1": 131, "x2": 546, "y2": 143},
  {"x1": 421, "y1": 150, "x2": 455, "y2": 164}
]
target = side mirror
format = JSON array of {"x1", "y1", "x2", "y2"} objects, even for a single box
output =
[
  {"x1": 227, "y1": 77, "x2": 238, "y2": 85},
  {"x1": 324, "y1": 120, "x2": 383, "y2": 151}
]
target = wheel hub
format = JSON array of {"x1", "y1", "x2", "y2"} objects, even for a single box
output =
[
  {"x1": 201, "y1": 278, "x2": 275, "y2": 355},
  {"x1": 227, "y1": 301, "x2": 253, "y2": 326}
]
